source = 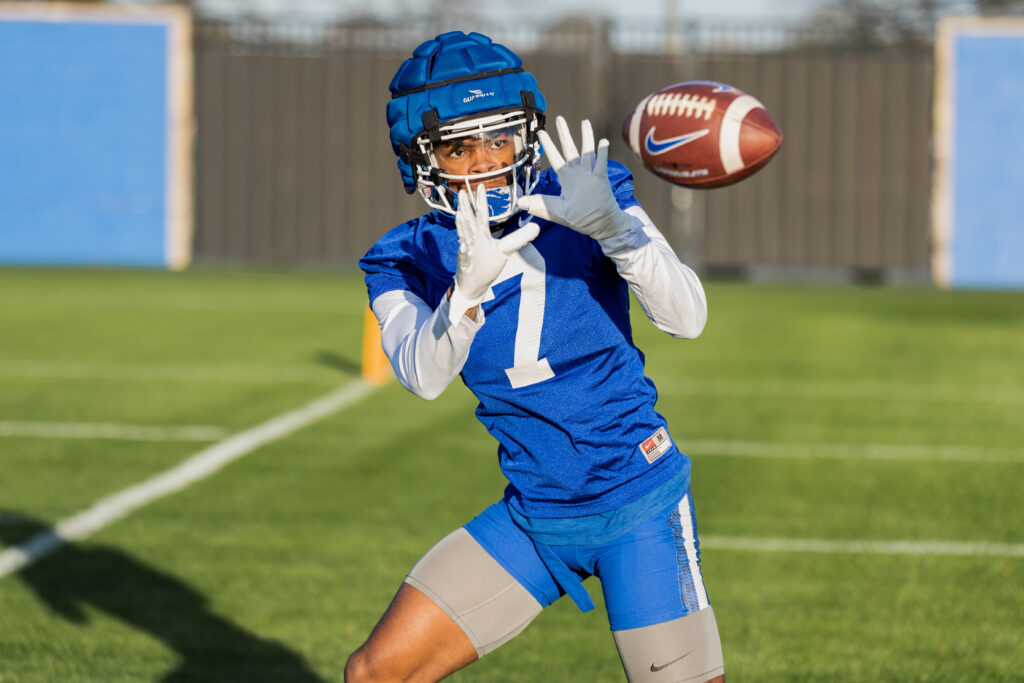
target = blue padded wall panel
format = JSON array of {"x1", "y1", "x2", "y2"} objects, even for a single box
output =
[
  {"x1": 0, "y1": 19, "x2": 169, "y2": 267},
  {"x1": 948, "y1": 32, "x2": 1024, "y2": 288}
]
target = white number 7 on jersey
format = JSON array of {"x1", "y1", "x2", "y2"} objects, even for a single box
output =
[{"x1": 485, "y1": 243, "x2": 554, "y2": 389}]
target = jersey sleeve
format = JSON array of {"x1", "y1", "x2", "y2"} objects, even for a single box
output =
[
  {"x1": 360, "y1": 221, "x2": 483, "y2": 400},
  {"x1": 359, "y1": 223, "x2": 431, "y2": 306},
  {"x1": 371, "y1": 288, "x2": 484, "y2": 400},
  {"x1": 598, "y1": 162, "x2": 708, "y2": 340},
  {"x1": 608, "y1": 160, "x2": 642, "y2": 213}
]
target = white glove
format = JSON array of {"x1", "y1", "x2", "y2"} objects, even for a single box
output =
[
  {"x1": 516, "y1": 116, "x2": 638, "y2": 242},
  {"x1": 448, "y1": 184, "x2": 540, "y2": 325}
]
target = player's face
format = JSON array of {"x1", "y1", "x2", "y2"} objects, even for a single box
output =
[{"x1": 434, "y1": 128, "x2": 516, "y2": 190}]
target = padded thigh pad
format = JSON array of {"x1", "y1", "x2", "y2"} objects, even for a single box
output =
[
  {"x1": 612, "y1": 606, "x2": 725, "y2": 683},
  {"x1": 405, "y1": 528, "x2": 543, "y2": 657}
]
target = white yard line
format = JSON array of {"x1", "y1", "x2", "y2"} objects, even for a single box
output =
[
  {"x1": 0, "y1": 294, "x2": 341, "y2": 313},
  {"x1": 0, "y1": 380, "x2": 376, "y2": 578},
  {"x1": 684, "y1": 439, "x2": 1024, "y2": 464},
  {"x1": 702, "y1": 536, "x2": 1024, "y2": 557},
  {"x1": 0, "y1": 360, "x2": 338, "y2": 385},
  {"x1": 659, "y1": 378, "x2": 1024, "y2": 404},
  {"x1": 0, "y1": 421, "x2": 228, "y2": 442}
]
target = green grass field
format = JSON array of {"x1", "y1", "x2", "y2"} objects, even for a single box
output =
[{"x1": 1, "y1": 267, "x2": 1022, "y2": 682}]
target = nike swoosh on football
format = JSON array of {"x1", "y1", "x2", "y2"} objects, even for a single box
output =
[
  {"x1": 644, "y1": 128, "x2": 710, "y2": 155},
  {"x1": 649, "y1": 650, "x2": 693, "y2": 673}
]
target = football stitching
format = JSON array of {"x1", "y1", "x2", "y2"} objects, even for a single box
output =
[
  {"x1": 645, "y1": 93, "x2": 716, "y2": 120},
  {"x1": 624, "y1": 83, "x2": 782, "y2": 188}
]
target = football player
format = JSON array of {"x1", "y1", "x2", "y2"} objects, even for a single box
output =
[{"x1": 351, "y1": 31, "x2": 724, "y2": 683}]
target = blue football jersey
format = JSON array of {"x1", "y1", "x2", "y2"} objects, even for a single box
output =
[{"x1": 360, "y1": 162, "x2": 689, "y2": 519}]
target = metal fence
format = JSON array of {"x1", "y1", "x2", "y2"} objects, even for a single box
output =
[{"x1": 193, "y1": 21, "x2": 933, "y2": 280}]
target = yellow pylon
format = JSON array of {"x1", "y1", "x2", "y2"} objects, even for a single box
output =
[{"x1": 361, "y1": 306, "x2": 392, "y2": 386}]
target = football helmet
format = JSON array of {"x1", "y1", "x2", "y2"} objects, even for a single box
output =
[{"x1": 387, "y1": 32, "x2": 546, "y2": 224}]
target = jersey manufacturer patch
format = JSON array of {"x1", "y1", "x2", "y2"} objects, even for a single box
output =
[{"x1": 639, "y1": 426, "x2": 672, "y2": 464}]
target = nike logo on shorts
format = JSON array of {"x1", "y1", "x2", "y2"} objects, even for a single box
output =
[{"x1": 650, "y1": 650, "x2": 692, "y2": 673}]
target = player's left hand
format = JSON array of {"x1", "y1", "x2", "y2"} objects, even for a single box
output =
[
  {"x1": 448, "y1": 184, "x2": 540, "y2": 323},
  {"x1": 517, "y1": 116, "x2": 636, "y2": 242}
]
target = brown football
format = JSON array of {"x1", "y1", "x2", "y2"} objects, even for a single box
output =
[{"x1": 621, "y1": 81, "x2": 782, "y2": 189}]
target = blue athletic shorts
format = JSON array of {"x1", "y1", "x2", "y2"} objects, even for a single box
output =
[{"x1": 464, "y1": 490, "x2": 710, "y2": 631}]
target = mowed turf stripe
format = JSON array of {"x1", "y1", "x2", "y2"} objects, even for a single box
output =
[
  {"x1": 0, "y1": 421, "x2": 228, "y2": 442},
  {"x1": 702, "y1": 536, "x2": 1024, "y2": 557},
  {"x1": 6, "y1": 362, "x2": 1024, "y2": 402},
  {"x1": 0, "y1": 380, "x2": 376, "y2": 579},
  {"x1": 686, "y1": 439, "x2": 1024, "y2": 463}
]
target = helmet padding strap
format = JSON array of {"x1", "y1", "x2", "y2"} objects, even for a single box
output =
[{"x1": 421, "y1": 109, "x2": 442, "y2": 145}]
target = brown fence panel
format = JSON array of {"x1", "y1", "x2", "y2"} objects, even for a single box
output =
[
  {"x1": 193, "y1": 47, "x2": 224, "y2": 258},
  {"x1": 193, "y1": 42, "x2": 423, "y2": 265},
  {"x1": 192, "y1": 29, "x2": 933, "y2": 279},
  {"x1": 751, "y1": 54, "x2": 789, "y2": 265},
  {"x1": 322, "y1": 52, "x2": 351, "y2": 261},
  {"x1": 608, "y1": 54, "x2": 704, "y2": 263},
  {"x1": 904, "y1": 55, "x2": 935, "y2": 273},
  {"x1": 694, "y1": 48, "x2": 932, "y2": 275}
]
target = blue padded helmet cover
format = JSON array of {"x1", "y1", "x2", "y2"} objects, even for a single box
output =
[{"x1": 387, "y1": 31, "x2": 546, "y2": 193}]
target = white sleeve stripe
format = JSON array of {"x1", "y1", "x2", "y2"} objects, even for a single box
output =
[
  {"x1": 371, "y1": 288, "x2": 428, "y2": 317},
  {"x1": 371, "y1": 290, "x2": 431, "y2": 344},
  {"x1": 678, "y1": 494, "x2": 710, "y2": 610},
  {"x1": 601, "y1": 206, "x2": 707, "y2": 340},
  {"x1": 371, "y1": 288, "x2": 483, "y2": 400}
]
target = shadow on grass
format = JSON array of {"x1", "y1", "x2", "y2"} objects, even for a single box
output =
[
  {"x1": 0, "y1": 512, "x2": 328, "y2": 682},
  {"x1": 313, "y1": 350, "x2": 361, "y2": 377}
]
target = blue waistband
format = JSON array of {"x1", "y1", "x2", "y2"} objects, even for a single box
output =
[{"x1": 506, "y1": 464, "x2": 691, "y2": 547}]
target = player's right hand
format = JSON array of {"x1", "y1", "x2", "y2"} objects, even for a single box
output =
[
  {"x1": 517, "y1": 116, "x2": 635, "y2": 243},
  {"x1": 448, "y1": 184, "x2": 539, "y2": 323}
]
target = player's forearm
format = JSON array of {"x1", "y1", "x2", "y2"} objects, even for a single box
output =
[
  {"x1": 372, "y1": 290, "x2": 483, "y2": 399},
  {"x1": 598, "y1": 206, "x2": 707, "y2": 339}
]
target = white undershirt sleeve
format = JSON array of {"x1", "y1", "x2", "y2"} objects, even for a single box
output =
[
  {"x1": 370, "y1": 289, "x2": 484, "y2": 400},
  {"x1": 596, "y1": 205, "x2": 708, "y2": 339}
]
